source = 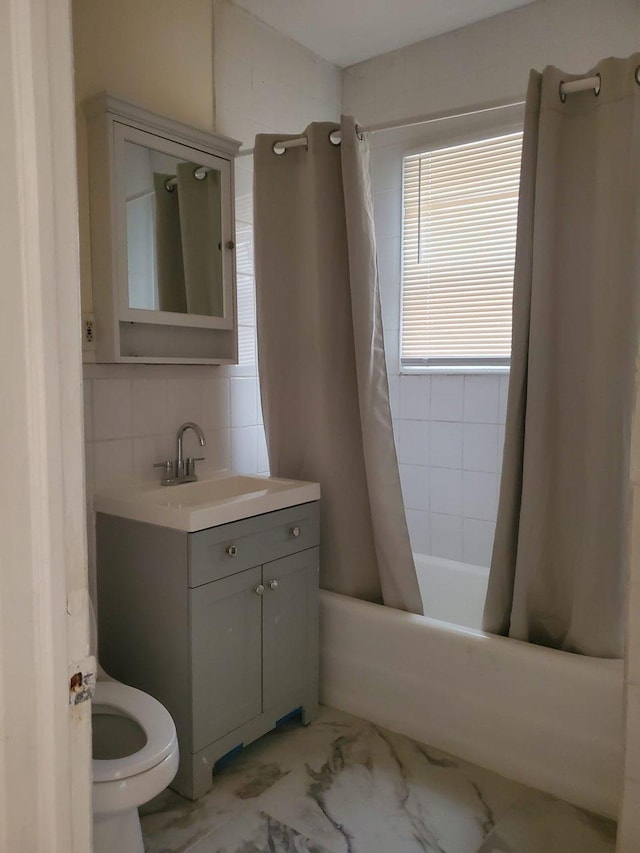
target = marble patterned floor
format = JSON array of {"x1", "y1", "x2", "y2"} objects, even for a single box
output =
[{"x1": 140, "y1": 707, "x2": 616, "y2": 853}]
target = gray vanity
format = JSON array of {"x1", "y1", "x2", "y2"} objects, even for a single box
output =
[{"x1": 96, "y1": 477, "x2": 320, "y2": 800}]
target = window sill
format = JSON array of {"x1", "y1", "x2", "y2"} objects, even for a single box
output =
[{"x1": 400, "y1": 365, "x2": 510, "y2": 376}]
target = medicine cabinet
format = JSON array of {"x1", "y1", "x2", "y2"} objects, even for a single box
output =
[{"x1": 84, "y1": 93, "x2": 241, "y2": 363}]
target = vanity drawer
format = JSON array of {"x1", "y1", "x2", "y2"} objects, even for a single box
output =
[{"x1": 188, "y1": 502, "x2": 320, "y2": 587}]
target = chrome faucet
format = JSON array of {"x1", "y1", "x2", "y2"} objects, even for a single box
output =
[{"x1": 154, "y1": 421, "x2": 206, "y2": 486}]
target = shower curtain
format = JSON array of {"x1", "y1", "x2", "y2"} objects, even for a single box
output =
[
  {"x1": 176, "y1": 163, "x2": 224, "y2": 317},
  {"x1": 254, "y1": 117, "x2": 423, "y2": 615},
  {"x1": 153, "y1": 173, "x2": 187, "y2": 313},
  {"x1": 483, "y1": 55, "x2": 640, "y2": 658}
]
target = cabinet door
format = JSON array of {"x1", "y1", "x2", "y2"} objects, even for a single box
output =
[
  {"x1": 190, "y1": 566, "x2": 262, "y2": 752},
  {"x1": 262, "y1": 548, "x2": 319, "y2": 711}
]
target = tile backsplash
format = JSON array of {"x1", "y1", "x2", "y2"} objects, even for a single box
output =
[{"x1": 84, "y1": 366, "x2": 267, "y2": 494}]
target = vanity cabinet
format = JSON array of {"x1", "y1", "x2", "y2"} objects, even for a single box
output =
[{"x1": 96, "y1": 502, "x2": 320, "y2": 800}]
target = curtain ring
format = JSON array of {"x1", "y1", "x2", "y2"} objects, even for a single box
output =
[
  {"x1": 273, "y1": 141, "x2": 286, "y2": 155},
  {"x1": 559, "y1": 80, "x2": 566, "y2": 103},
  {"x1": 328, "y1": 129, "x2": 341, "y2": 146},
  {"x1": 594, "y1": 72, "x2": 602, "y2": 96}
]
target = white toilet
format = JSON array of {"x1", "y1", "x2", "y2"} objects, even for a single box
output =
[{"x1": 91, "y1": 607, "x2": 179, "y2": 853}]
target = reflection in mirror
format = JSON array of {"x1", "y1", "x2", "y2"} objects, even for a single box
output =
[{"x1": 125, "y1": 141, "x2": 224, "y2": 317}]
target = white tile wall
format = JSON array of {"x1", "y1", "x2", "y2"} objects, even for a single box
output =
[
  {"x1": 356, "y1": 0, "x2": 639, "y2": 567},
  {"x1": 399, "y1": 463, "x2": 429, "y2": 511},
  {"x1": 398, "y1": 419, "x2": 429, "y2": 466},
  {"x1": 393, "y1": 373, "x2": 506, "y2": 564},
  {"x1": 85, "y1": 367, "x2": 233, "y2": 490},
  {"x1": 430, "y1": 422, "x2": 462, "y2": 469},
  {"x1": 431, "y1": 513, "x2": 463, "y2": 562},
  {"x1": 92, "y1": 379, "x2": 132, "y2": 441},
  {"x1": 431, "y1": 377, "x2": 464, "y2": 422},
  {"x1": 399, "y1": 374, "x2": 430, "y2": 420}
]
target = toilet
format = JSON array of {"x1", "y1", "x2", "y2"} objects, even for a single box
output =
[{"x1": 91, "y1": 606, "x2": 179, "y2": 853}]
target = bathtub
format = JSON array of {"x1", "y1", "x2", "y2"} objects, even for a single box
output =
[
  {"x1": 319, "y1": 553, "x2": 624, "y2": 819},
  {"x1": 415, "y1": 552, "x2": 489, "y2": 630}
]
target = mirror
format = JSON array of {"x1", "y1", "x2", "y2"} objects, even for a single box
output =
[
  {"x1": 84, "y1": 93, "x2": 239, "y2": 363},
  {"x1": 125, "y1": 140, "x2": 224, "y2": 317}
]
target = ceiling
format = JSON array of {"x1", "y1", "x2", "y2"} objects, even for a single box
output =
[{"x1": 231, "y1": 0, "x2": 537, "y2": 67}]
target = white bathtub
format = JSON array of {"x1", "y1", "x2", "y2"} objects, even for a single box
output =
[
  {"x1": 320, "y1": 553, "x2": 624, "y2": 819},
  {"x1": 416, "y1": 553, "x2": 489, "y2": 630}
]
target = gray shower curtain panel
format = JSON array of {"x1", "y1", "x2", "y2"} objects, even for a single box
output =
[
  {"x1": 254, "y1": 117, "x2": 423, "y2": 615},
  {"x1": 483, "y1": 55, "x2": 640, "y2": 658}
]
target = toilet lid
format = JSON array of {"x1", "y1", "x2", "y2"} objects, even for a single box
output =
[{"x1": 92, "y1": 681, "x2": 177, "y2": 783}]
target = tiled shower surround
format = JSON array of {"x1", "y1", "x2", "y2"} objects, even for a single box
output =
[{"x1": 393, "y1": 374, "x2": 508, "y2": 566}]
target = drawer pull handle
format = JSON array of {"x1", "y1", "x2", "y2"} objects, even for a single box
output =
[
  {"x1": 266, "y1": 579, "x2": 279, "y2": 590},
  {"x1": 289, "y1": 526, "x2": 301, "y2": 538},
  {"x1": 226, "y1": 545, "x2": 238, "y2": 557},
  {"x1": 254, "y1": 584, "x2": 265, "y2": 596}
]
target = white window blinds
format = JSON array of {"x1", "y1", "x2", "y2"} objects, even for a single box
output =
[{"x1": 401, "y1": 130, "x2": 523, "y2": 367}]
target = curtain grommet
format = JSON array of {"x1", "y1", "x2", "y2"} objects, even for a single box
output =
[
  {"x1": 594, "y1": 72, "x2": 602, "y2": 96},
  {"x1": 635, "y1": 65, "x2": 640, "y2": 87},
  {"x1": 328, "y1": 129, "x2": 341, "y2": 146},
  {"x1": 273, "y1": 141, "x2": 286, "y2": 155},
  {"x1": 559, "y1": 80, "x2": 567, "y2": 103}
]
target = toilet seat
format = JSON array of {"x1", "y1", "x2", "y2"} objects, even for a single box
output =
[{"x1": 93, "y1": 681, "x2": 177, "y2": 783}]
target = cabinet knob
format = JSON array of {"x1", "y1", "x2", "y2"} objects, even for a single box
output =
[
  {"x1": 226, "y1": 545, "x2": 238, "y2": 557},
  {"x1": 266, "y1": 579, "x2": 279, "y2": 590},
  {"x1": 289, "y1": 525, "x2": 301, "y2": 538},
  {"x1": 254, "y1": 584, "x2": 265, "y2": 596}
]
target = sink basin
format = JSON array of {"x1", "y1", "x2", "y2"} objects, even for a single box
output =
[{"x1": 93, "y1": 471, "x2": 320, "y2": 532}]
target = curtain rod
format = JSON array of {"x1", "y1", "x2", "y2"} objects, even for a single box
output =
[
  {"x1": 237, "y1": 73, "x2": 603, "y2": 157},
  {"x1": 237, "y1": 94, "x2": 525, "y2": 157}
]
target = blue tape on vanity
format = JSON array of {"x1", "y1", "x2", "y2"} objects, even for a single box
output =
[
  {"x1": 214, "y1": 742, "x2": 244, "y2": 770},
  {"x1": 275, "y1": 707, "x2": 303, "y2": 728}
]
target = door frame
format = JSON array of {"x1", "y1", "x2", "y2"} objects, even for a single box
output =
[{"x1": 0, "y1": 0, "x2": 93, "y2": 850}]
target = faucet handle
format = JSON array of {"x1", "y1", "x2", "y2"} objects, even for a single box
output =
[
  {"x1": 153, "y1": 460, "x2": 176, "y2": 484},
  {"x1": 185, "y1": 456, "x2": 205, "y2": 477}
]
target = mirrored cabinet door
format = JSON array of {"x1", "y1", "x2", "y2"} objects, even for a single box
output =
[
  {"x1": 125, "y1": 142, "x2": 225, "y2": 318},
  {"x1": 115, "y1": 123, "x2": 234, "y2": 331},
  {"x1": 85, "y1": 93, "x2": 240, "y2": 364}
]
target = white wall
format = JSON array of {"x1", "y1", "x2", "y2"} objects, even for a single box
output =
[
  {"x1": 343, "y1": 0, "x2": 640, "y2": 127},
  {"x1": 343, "y1": 0, "x2": 640, "y2": 566},
  {"x1": 74, "y1": 0, "x2": 341, "y2": 595}
]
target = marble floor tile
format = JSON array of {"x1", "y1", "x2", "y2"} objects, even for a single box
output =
[
  {"x1": 141, "y1": 706, "x2": 616, "y2": 853},
  {"x1": 187, "y1": 811, "x2": 338, "y2": 853}
]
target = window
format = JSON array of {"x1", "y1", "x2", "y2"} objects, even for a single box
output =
[{"x1": 401, "y1": 130, "x2": 523, "y2": 369}]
